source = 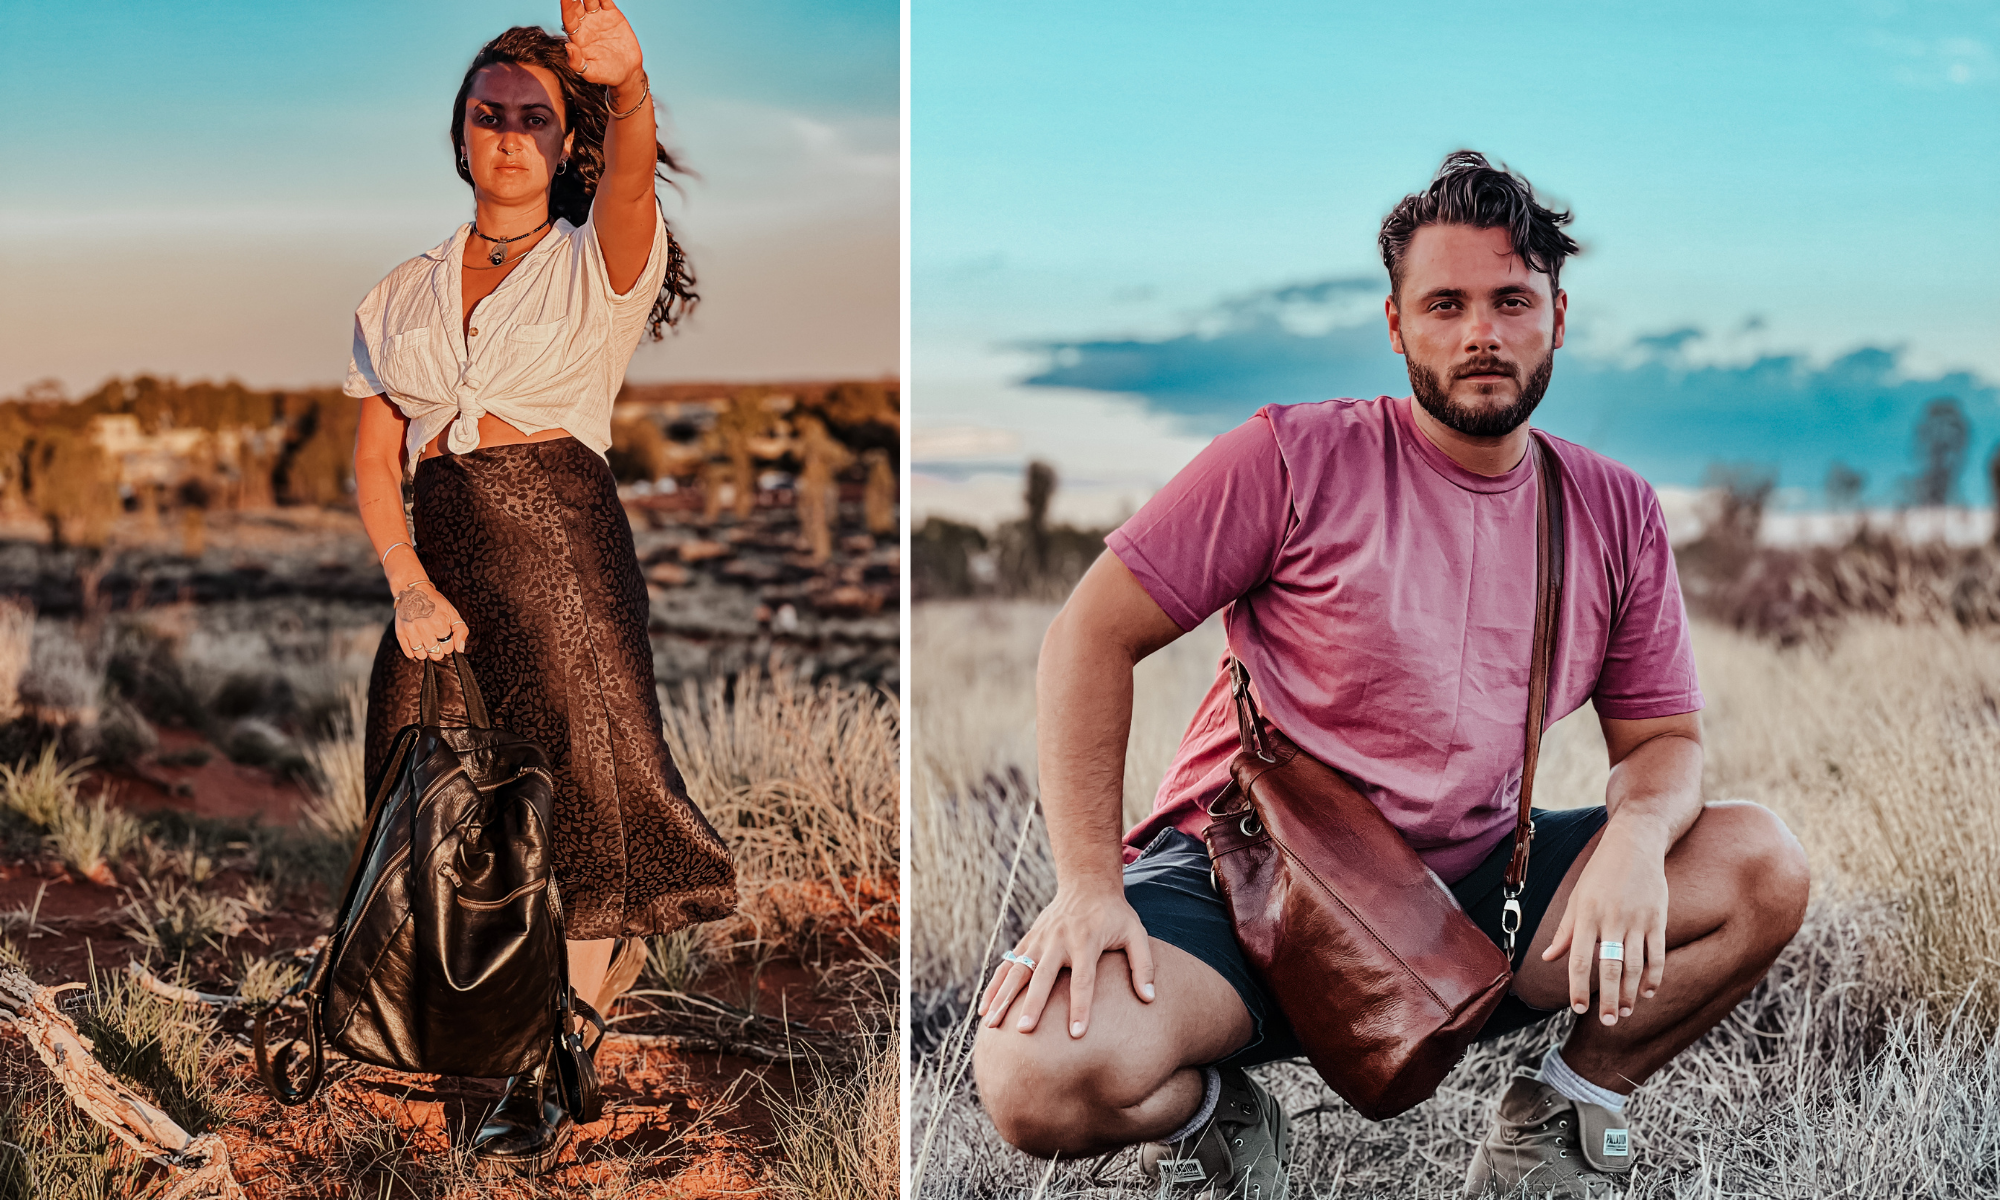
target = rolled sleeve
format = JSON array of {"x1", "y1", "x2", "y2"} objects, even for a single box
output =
[
  {"x1": 343, "y1": 314, "x2": 385, "y2": 399},
  {"x1": 1591, "y1": 494, "x2": 1704, "y2": 720},
  {"x1": 1105, "y1": 413, "x2": 1293, "y2": 632}
]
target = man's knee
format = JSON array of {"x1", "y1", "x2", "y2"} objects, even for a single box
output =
[
  {"x1": 1706, "y1": 800, "x2": 1810, "y2": 941},
  {"x1": 973, "y1": 1013, "x2": 1159, "y2": 1157}
]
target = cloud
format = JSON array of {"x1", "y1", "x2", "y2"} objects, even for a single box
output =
[
  {"x1": 1018, "y1": 277, "x2": 2000, "y2": 504},
  {"x1": 1870, "y1": 31, "x2": 1997, "y2": 88}
]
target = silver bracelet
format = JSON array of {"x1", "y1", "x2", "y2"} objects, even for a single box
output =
[
  {"x1": 609, "y1": 76, "x2": 651, "y2": 120},
  {"x1": 380, "y1": 540, "x2": 412, "y2": 565}
]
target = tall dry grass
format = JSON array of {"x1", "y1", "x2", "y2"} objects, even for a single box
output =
[
  {"x1": 663, "y1": 665, "x2": 901, "y2": 927},
  {"x1": 300, "y1": 678, "x2": 369, "y2": 843},
  {"x1": 910, "y1": 600, "x2": 2000, "y2": 1196}
]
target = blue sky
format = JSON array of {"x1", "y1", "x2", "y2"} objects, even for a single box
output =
[
  {"x1": 0, "y1": 0, "x2": 898, "y2": 394},
  {"x1": 912, "y1": 0, "x2": 2000, "y2": 521}
]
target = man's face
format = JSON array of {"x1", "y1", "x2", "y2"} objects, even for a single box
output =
[{"x1": 1387, "y1": 224, "x2": 1566, "y2": 439}]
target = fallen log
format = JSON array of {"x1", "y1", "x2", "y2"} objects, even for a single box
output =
[{"x1": 0, "y1": 966, "x2": 245, "y2": 1199}]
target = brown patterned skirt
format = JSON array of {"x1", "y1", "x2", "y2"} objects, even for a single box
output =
[{"x1": 363, "y1": 438, "x2": 737, "y2": 941}]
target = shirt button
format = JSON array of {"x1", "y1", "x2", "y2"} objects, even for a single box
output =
[{"x1": 468, "y1": 327, "x2": 479, "y2": 336}]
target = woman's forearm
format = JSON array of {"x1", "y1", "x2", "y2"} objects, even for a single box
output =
[
  {"x1": 600, "y1": 71, "x2": 657, "y2": 206},
  {"x1": 356, "y1": 457, "x2": 426, "y2": 593}
]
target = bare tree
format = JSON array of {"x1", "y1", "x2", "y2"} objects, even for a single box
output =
[{"x1": 1908, "y1": 396, "x2": 1969, "y2": 507}]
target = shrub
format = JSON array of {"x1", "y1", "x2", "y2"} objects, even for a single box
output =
[
  {"x1": 49, "y1": 790, "x2": 142, "y2": 887},
  {"x1": 0, "y1": 744, "x2": 89, "y2": 831}
]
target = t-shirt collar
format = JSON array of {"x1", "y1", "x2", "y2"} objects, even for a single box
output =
[{"x1": 1393, "y1": 394, "x2": 1537, "y2": 495}]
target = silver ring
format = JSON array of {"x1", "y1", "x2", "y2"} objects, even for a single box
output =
[
  {"x1": 1001, "y1": 950, "x2": 1036, "y2": 971},
  {"x1": 1599, "y1": 940, "x2": 1625, "y2": 962}
]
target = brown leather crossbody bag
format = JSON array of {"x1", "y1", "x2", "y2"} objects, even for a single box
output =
[{"x1": 1202, "y1": 435, "x2": 1565, "y2": 1121}]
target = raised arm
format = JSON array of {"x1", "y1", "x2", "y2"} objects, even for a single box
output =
[
  {"x1": 980, "y1": 551, "x2": 1187, "y2": 1039},
  {"x1": 562, "y1": 0, "x2": 659, "y2": 294}
]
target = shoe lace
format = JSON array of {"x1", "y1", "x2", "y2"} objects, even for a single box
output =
[{"x1": 1516, "y1": 1109, "x2": 1620, "y2": 1191}]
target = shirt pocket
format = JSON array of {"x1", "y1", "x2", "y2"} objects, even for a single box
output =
[
  {"x1": 498, "y1": 320, "x2": 567, "y2": 373},
  {"x1": 380, "y1": 326, "x2": 439, "y2": 394}
]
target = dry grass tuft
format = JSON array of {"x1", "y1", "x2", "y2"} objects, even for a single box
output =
[
  {"x1": 300, "y1": 678, "x2": 370, "y2": 844},
  {"x1": 0, "y1": 598, "x2": 33, "y2": 724},
  {"x1": 663, "y1": 664, "x2": 899, "y2": 942},
  {"x1": 48, "y1": 788, "x2": 142, "y2": 887},
  {"x1": 120, "y1": 875, "x2": 251, "y2": 962},
  {"x1": 0, "y1": 743, "x2": 90, "y2": 832},
  {"x1": 767, "y1": 1041, "x2": 903, "y2": 1200},
  {"x1": 1693, "y1": 621, "x2": 2000, "y2": 1021}
]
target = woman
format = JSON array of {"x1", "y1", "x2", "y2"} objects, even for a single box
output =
[{"x1": 346, "y1": 0, "x2": 736, "y2": 1174}]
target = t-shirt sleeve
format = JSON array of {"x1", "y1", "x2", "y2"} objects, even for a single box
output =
[
  {"x1": 1104, "y1": 412, "x2": 1292, "y2": 632},
  {"x1": 580, "y1": 202, "x2": 670, "y2": 323},
  {"x1": 1591, "y1": 490, "x2": 1704, "y2": 719},
  {"x1": 342, "y1": 313, "x2": 384, "y2": 399}
]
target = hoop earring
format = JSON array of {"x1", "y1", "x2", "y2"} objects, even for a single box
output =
[{"x1": 555, "y1": 159, "x2": 568, "y2": 176}]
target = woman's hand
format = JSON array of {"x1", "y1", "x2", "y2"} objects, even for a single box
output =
[
  {"x1": 562, "y1": 0, "x2": 644, "y2": 89},
  {"x1": 394, "y1": 582, "x2": 468, "y2": 662},
  {"x1": 978, "y1": 881, "x2": 1156, "y2": 1041}
]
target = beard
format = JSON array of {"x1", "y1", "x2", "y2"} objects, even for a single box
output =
[{"x1": 1408, "y1": 345, "x2": 1555, "y2": 438}]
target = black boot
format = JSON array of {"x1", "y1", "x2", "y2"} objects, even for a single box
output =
[{"x1": 471, "y1": 1062, "x2": 573, "y2": 1177}]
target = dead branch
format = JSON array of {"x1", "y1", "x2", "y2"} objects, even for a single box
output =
[
  {"x1": 126, "y1": 960, "x2": 242, "y2": 1007},
  {"x1": 0, "y1": 966, "x2": 244, "y2": 1198}
]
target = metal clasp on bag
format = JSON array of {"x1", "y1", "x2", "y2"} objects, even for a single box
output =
[{"x1": 1500, "y1": 882, "x2": 1524, "y2": 961}]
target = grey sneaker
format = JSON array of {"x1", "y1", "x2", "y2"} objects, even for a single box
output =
[
  {"x1": 1137, "y1": 1067, "x2": 1290, "y2": 1198},
  {"x1": 1463, "y1": 1071, "x2": 1632, "y2": 1199}
]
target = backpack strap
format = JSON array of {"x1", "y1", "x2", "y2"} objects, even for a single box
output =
[{"x1": 253, "y1": 718, "x2": 423, "y2": 1105}]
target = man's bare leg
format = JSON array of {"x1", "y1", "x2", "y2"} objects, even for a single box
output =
[
  {"x1": 1511, "y1": 801, "x2": 1810, "y2": 1092},
  {"x1": 974, "y1": 938, "x2": 1252, "y2": 1159}
]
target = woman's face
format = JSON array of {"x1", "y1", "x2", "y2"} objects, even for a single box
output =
[{"x1": 461, "y1": 62, "x2": 573, "y2": 206}]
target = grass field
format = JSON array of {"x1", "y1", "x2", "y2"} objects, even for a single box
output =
[
  {"x1": 0, "y1": 604, "x2": 899, "y2": 1198},
  {"x1": 910, "y1": 600, "x2": 2000, "y2": 1197}
]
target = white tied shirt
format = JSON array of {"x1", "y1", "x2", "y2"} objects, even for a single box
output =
[{"x1": 343, "y1": 207, "x2": 670, "y2": 475}]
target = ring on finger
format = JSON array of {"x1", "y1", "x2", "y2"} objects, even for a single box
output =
[
  {"x1": 1001, "y1": 949, "x2": 1036, "y2": 970},
  {"x1": 1598, "y1": 940, "x2": 1625, "y2": 962}
]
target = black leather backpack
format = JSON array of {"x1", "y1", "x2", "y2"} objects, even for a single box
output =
[{"x1": 256, "y1": 654, "x2": 605, "y2": 1115}]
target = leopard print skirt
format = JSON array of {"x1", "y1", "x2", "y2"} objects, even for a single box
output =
[{"x1": 362, "y1": 438, "x2": 738, "y2": 940}]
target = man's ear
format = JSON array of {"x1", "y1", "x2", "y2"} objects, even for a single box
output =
[
  {"x1": 1552, "y1": 288, "x2": 1567, "y2": 351},
  {"x1": 1386, "y1": 295, "x2": 1406, "y2": 356}
]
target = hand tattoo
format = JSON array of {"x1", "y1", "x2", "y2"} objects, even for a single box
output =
[{"x1": 396, "y1": 584, "x2": 437, "y2": 622}]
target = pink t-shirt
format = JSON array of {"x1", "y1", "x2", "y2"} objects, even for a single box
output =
[{"x1": 1111, "y1": 395, "x2": 1701, "y2": 883}]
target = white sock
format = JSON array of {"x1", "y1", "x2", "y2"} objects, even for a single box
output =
[
  {"x1": 1540, "y1": 1046, "x2": 1629, "y2": 1114},
  {"x1": 1161, "y1": 1066, "x2": 1223, "y2": 1145}
]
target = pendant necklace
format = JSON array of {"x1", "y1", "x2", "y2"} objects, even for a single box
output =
[{"x1": 471, "y1": 216, "x2": 553, "y2": 267}]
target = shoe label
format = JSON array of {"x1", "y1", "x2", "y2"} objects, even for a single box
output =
[
  {"x1": 1602, "y1": 1129, "x2": 1630, "y2": 1157},
  {"x1": 1158, "y1": 1158, "x2": 1208, "y2": 1183}
]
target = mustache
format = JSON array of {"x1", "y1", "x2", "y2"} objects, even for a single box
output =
[{"x1": 1451, "y1": 357, "x2": 1520, "y2": 381}]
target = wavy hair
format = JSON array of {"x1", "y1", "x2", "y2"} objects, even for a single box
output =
[
  {"x1": 1379, "y1": 150, "x2": 1579, "y2": 301},
  {"x1": 450, "y1": 25, "x2": 697, "y2": 340}
]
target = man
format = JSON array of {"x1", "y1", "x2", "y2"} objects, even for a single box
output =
[{"x1": 971, "y1": 151, "x2": 1810, "y2": 1199}]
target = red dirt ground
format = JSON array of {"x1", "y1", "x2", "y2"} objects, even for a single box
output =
[{"x1": 1, "y1": 758, "x2": 898, "y2": 1198}]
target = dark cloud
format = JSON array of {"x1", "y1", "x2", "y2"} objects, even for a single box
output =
[{"x1": 1020, "y1": 279, "x2": 2000, "y2": 503}]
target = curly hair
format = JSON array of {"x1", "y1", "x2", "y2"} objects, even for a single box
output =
[
  {"x1": 449, "y1": 25, "x2": 697, "y2": 340},
  {"x1": 1379, "y1": 151, "x2": 1579, "y2": 301}
]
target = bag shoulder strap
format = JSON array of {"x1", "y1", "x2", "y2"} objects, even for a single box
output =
[
  {"x1": 1504, "y1": 435, "x2": 1566, "y2": 897},
  {"x1": 1226, "y1": 434, "x2": 1567, "y2": 910}
]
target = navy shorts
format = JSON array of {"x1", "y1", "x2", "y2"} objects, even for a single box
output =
[{"x1": 1124, "y1": 806, "x2": 1608, "y2": 1069}]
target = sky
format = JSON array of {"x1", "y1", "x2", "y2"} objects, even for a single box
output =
[
  {"x1": 0, "y1": 0, "x2": 899, "y2": 397},
  {"x1": 912, "y1": 0, "x2": 2000, "y2": 525}
]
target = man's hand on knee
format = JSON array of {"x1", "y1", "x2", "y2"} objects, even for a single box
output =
[{"x1": 980, "y1": 883, "x2": 1158, "y2": 1039}]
